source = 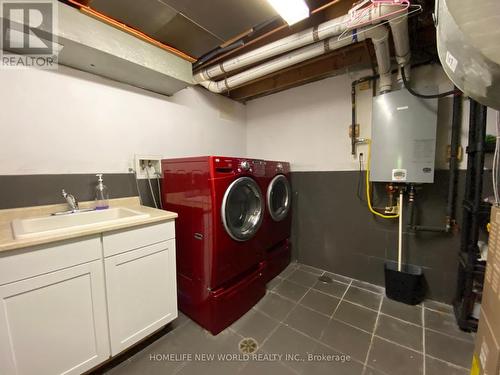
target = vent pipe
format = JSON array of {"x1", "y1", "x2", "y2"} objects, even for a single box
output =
[
  {"x1": 194, "y1": 4, "x2": 409, "y2": 88},
  {"x1": 389, "y1": 14, "x2": 411, "y2": 83},
  {"x1": 199, "y1": 25, "x2": 391, "y2": 94}
]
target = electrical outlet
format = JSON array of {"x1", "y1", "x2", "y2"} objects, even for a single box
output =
[{"x1": 134, "y1": 155, "x2": 162, "y2": 179}]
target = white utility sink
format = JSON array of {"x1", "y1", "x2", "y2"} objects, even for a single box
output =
[{"x1": 12, "y1": 207, "x2": 150, "y2": 239}]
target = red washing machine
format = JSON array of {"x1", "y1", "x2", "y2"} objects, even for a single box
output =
[
  {"x1": 262, "y1": 160, "x2": 292, "y2": 283},
  {"x1": 161, "y1": 156, "x2": 266, "y2": 335}
]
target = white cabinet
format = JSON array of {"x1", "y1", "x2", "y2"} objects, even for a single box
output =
[
  {"x1": 0, "y1": 219, "x2": 177, "y2": 374},
  {"x1": 105, "y1": 239, "x2": 177, "y2": 355},
  {"x1": 0, "y1": 258, "x2": 110, "y2": 375}
]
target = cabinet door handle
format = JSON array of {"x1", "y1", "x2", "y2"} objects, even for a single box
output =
[{"x1": 194, "y1": 233, "x2": 203, "y2": 240}]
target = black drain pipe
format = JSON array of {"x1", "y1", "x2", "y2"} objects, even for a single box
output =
[
  {"x1": 351, "y1": 81, "x2": 357, "y2": 156},
  {"x1": 446, "y1": 89, "x2": 462, "y2": 231},
  {"x1": 409, "y1": 91, "x2": 462, "y2": 233}
]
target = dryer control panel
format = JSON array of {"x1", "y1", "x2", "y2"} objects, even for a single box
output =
[{"x1": 212, "y1": 157, "x2": 263, "y2": 176}]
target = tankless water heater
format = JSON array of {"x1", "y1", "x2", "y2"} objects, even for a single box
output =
[{"x1": 370, "y1": 89, "x2": 438, "y2": 184}]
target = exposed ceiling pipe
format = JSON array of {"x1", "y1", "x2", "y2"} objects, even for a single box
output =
[
  {"x1": 194, "y1": 4, "x2": 408, "y2": 83},
  {"x1": 369, "y1": 25, "x2": 392, "y2": 93},
  {"x1": 389, "y1": 14, "x2": 411, "y2": 82},
  {"x1": 197, "y1": 0, "x2": 344, "y2": 69},
  {"x1": 199, "y1": 24, "x2": 392, "y2": 94}
]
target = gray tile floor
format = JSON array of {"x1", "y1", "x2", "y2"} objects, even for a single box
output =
[{"x1": 102, "y1": 262, "x2": 475, "y2": 375}]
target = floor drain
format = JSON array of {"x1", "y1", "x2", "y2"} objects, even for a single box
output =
[{"x1": 318, "y1": 275, "x2": 333, "y2": 284}]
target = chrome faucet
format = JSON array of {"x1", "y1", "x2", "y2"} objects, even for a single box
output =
[
  {"x1": 62, "y1": 189, "x2": 79, "y2": 211},
  {"x1": 50, "y1": 189, "x2": 94, "y2": 216}
]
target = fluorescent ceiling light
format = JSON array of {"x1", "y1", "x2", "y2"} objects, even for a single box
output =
[{"x1": 267, "y1": 0, "x2": 310, "y2": 26}]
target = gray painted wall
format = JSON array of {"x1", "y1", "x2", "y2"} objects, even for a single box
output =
[
  {"x1": 290, "y1": 170, "x2": 492, "y2": 303},
  {"x1": 0, "y1": 174, "x2": 161, "y2": 209},
  {"x1": 1, "y1": 169, "x2": 491, "y2": 303}
]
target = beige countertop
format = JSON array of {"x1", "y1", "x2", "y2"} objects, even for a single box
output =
[{"x1": 0, "y1": 197, "x2": 177, "y2": 253}]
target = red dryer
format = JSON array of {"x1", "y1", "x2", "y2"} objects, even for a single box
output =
[
  {"x1": 262, "y1": 160, "x2": 292, "y2": 282},
  {"x1": 161, "y1": 156, "x2": 266, "y2": 335}
]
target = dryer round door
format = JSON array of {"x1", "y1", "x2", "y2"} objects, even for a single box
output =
[
  {"x1": 267, "y1": 174, "x2": 291, "y2": 222},
  {"x1": 222, "y1": 177, "x2": 264, "y2": 241}
]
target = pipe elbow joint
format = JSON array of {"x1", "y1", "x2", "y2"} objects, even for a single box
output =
[
  {"x1": 364, "y1": 25, "x2": 389, "y2": 43},
  {"x1": 199, "y1": 80, "x2": 225, "y2": 94},
  {"x1": 194, "y1": 70, "x2": 211, "y2": 83}
]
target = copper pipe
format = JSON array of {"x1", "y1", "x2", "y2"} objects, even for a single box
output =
[
  {"x1": 66, "y1": 0, "x2": 196, "y2": 63},
  {"x1": 220, "y1": 28, "x2": 254, "y2": 48},
  {"x1": 197, "y1": 0, "x2": 343, "y2": 69},
  {"x1": 312, "y1": 0, "x2": 343, "y2": 14}
]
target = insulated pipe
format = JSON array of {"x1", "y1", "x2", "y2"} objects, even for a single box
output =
[
  {"x1": 200, "y1": 31, "x2": 359, "y2": 93},
  {"x1": 194, "y1": 14, "x2": 351, "y2": 82},
  {"x1": 389, "y1": 11, "x2": 412, "y2": 83},
  {"x1": 197, "y1": 0, "x2": 344, "y2": 69},
  {"x1": 194, "y1": 5, "x2": 409, "y2": 83},
  {"x1": 388, "y1": 13, "x2": 411, "y2": 67},
  {"x1": 367, "y1": 24, "x2": 392, "y2": 93},
  {"x1": 200, "y1": 25, "x2": 392, "y2": 94}
]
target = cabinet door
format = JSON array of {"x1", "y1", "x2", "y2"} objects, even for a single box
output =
[
  {"x1": 0, "y1": 260, "x2": 110, "y2": 375},
  {"x1": 105, "y1": 239, "x2": 177, "y2": 355}
]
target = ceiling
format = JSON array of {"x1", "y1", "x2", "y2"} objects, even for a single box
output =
[
  {"x1": 64, "y1": 0, "x2": 438, "y2": 102},
  {"x1": 72, "y1": 0, "x2": 279, "y2": 58},
  {"x1": 201, "y1": 0, "x2": 438, "y2": 102}
]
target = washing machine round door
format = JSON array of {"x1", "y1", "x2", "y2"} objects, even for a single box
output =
[
  {"x1": 267, "y1": 175, "x2": 291, "y2": 222},
  {"x1": 222, "y1": 177, "x2": 264, "y2": 241}
]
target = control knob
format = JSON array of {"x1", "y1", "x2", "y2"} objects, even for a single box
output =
[{"x1": 240, "y1": 161, "x2": 250, "y2": 171}]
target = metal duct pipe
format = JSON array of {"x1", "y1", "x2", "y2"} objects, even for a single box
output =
[
  {"x1": 195, "y1": 13, "x2": 349, "y2": 82},
  {"x1": 369, "y1": 25, "x2": 392, "y2": 93},
  {"x1": 194, "y1": 4, "x2": 408, "y2": 83},
  {"x1": 389, "y1": 13, "x2": 411, "y2": 83},
  {"x1": 389, "y1": 15, "x2": 411, "y2": 67},
  {"x1": 199, "y1": 25, "x2": 391, "y2": 94}
]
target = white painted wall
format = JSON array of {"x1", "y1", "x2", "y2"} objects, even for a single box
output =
[
  {"x1": 0, "y1": 65, "x2": 246, "y2": 175},
  {"x1": 1, "y1": 64, "x2": 497, "y2": 176},
  {"x1": 246, "y1": 65, "x2": 498, "y2": 171}
]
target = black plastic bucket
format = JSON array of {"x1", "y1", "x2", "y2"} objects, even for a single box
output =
[{"x1": 384, "y1": 261, "x2": 425, "y2": 305}]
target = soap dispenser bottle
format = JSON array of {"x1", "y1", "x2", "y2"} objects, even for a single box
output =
[{"x1": 95, "y1": 174, "x2": 109, "y2": 210}]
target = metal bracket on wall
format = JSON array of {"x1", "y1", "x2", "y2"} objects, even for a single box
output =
[
  {"x1": 446, "y1": 144, "x2": 463, "y2": 162},
  {"x1": 349, "y1": 124, "x2": 360, "y2": 138}
]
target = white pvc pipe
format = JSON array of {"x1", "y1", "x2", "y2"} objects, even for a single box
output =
[
  {"x1": 200, "y1": 25, "x2": 391, "y2": 94},
  {"x1": 389, "y1": 14, "x2": 411, "y2": 67},
  {"x1": 199, "y1": 32, "x2": 360, "y2": 93},
  {"x1": 194, "y1": 5, "x2": 408, "y2": 83},
  {"x1": 389, "y1": 12, "x2": 411, "y2": 83},
  {"x1": 398, "y1": 190, "x2": 404, "y2": 272},
  {"x1": 194, "y1": 14, "x2": 350, "y2": 82},
  {"x1": 367, "y1": 24, "x2": 392, "y2": 93}
]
